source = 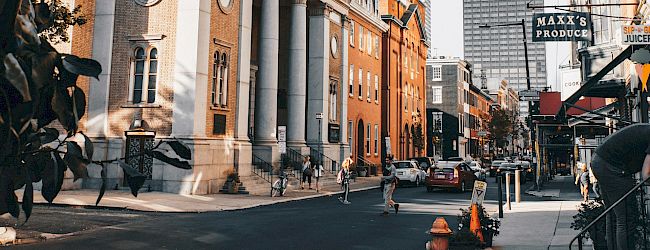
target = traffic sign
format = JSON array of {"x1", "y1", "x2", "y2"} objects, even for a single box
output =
[
  {"x1": 471, "y1": 180, "x2": 487, "y2": 205},
  {"x1": 478, "y1": 131, "x2": 487, "y2": 137},
  {"x1": 518, "y1": 90, "x2": 540, "y2": 97},
  {"x1": 316, "y1": 113, "x2": 323, "y2": 119},
  {"x1": 519, "y1": 96, "x2": 540, "y2": 101}
]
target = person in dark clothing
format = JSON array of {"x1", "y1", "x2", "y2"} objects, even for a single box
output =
[{"x1": 590, "y1": 124, "x2": 650, "y2": 250}]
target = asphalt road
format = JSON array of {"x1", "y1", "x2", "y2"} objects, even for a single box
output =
[{"x1": 17, "y1": 177, "x2": 535, "y2": 250}]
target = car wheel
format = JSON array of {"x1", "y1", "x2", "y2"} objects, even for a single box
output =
[
  {"x1": 415, "y1": 177, "x2": 420, "y2": 187},
  {"x1": 461, "y1": 181, "x2": 467, "y2": 192},
  {"x1": 427, "y1": 186, "x2": 433, "y2": 192}
]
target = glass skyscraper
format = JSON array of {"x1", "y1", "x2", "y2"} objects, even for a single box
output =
[{"x1": 463, "y1": 0, "x2": 546, "y2": 115}]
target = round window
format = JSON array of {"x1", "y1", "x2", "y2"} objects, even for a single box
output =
[
  {"x1": 218, "y1": 0, "x2": 234, "y2": 13},
  {"x1": 134, "y1": 0, "x2": 162, "y2": 7},
  {"x1": 330, "y1": 36, "x2": 338, "y2": 58}
]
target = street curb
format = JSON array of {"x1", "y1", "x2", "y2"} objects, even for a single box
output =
[
  {"x1": 220, "y1": 185, "x2": 381, "y2": 212},
  {"x1": 27, "y1": 185, "x2": 382, "y2": 213}
]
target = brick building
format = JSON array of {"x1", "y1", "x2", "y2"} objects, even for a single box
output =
[
  {"x1": 346, "y1": 2, "x2": 388, "y2": 166},
  {"x1": 67, "y1": 0, "x2": 429, "y2": 194},
  {"x1": 380, "y1": 0, "x2": 429, "y2": 161}
]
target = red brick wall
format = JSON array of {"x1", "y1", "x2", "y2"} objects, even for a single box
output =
[{"x1": 71, "y1": 0, "x2": 95, "y2": 132}]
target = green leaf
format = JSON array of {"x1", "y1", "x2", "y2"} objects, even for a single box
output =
[
  {"x1": 40, "y1": 127, "x2": 59, "y2": 144},
  {"x1": 72, "y1": 87, "x2": 86, "y2": 121},
  {"x1": 51, "y1": 86, "x2": 76, "y2": 131},
  {"x1": 81, "y1": 132, "x2": 93, "y2": 160},
  {"x1": 117, "y1": 160, "x2": 145, "y2": 197},
  {"x1": 2, "y1": 53, "x2": 31, "y2": 102},
  {"x1": 31, "y1": 51, "x2": 57, "y2": 90},
  {"x1": 35, "y1": 84, "x2": 57, "y2": 128},
  {"x1": 64, "y1": 141, "x2": 88, "y2": 181},
  {"x1": 166, "y1": 140, "x2": 191, "y2": 160},
  {"x1": 21, "y1": 169, "x2": 33, "y2": 224},
  {"x1": 152, "y1": 151, "x2": 192, "y2": 170},
  {"x1": 41, "y1": 152, "x2": 66, "y2": 203},
  {"x1": 61, "y1": 54, "x2": 101, "y2": 80},
  {"x1": 33, "y1": 2, "x2": 52, "y2": 32},
  {"x1": 95, "y1": 164, "x2": 106, "y2": 206},
  {"x1": 15, "y1": 0, "x2": 40, "y2": 48}
]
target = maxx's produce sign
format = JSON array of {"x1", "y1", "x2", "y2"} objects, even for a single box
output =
[{"x1": 532, "y1": 13, "x2": 591, "y2": 42}]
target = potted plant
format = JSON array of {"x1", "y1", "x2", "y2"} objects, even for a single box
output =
[
  {"x1": 457, "y1": 205, "x2": 501, "y2": 248},
  {"x1": 571, "y1": 200, "x2": 607, "y2": 249},
  {"x1": 225, "y1": 170, "x2": 240, "y2": 194},
  {"x1": 449, "y1": 228, "x2": 482, "y2": 249}
]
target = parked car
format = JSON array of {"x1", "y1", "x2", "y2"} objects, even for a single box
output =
[
  {"x1": 408, "y1": 157, "x2": 434, "y2": 173},
  {"x1": 489, "y1": 160, "x2": 507, "y2": 177},
  {"x1": 392, "y1": 160, "x2": 426, "y2": 187},
  {"x1": 469, "y1": 161, "x2": 487, "y2": 181},
  {"x1": 496, "y1": 162, "x2": 527, "y2": 184},
  {"x1": 426, "y1": 161, "x2": 477, "y2": 192},
  {"x1": 446, "y1": 157, "x2": 465, "y2": 162}
]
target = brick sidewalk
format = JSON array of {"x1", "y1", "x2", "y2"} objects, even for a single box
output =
[{"x1": 16, "y1": 176, "x2": 382, "y2": 213}]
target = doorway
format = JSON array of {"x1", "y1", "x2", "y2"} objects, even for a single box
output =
[{"x1": 357, "y1": 119, "x2": 364, "y2": 163}]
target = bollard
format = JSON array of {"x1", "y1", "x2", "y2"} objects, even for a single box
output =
[
  {"x1": 427, "y1": 217, "x2": 453, "y2": 250},
  {"x1": 505, "y1": 173, "x2": 511, "y2": 210},
  {"x1": 515, "y1": 170, "x2": 521, "y2": 203},
  {"x1": 497, "y1": 175, "x2": 503, "y2": 218}
]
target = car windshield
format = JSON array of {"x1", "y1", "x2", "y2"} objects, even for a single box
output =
[{"x1": 394, "y1": 162, "x2": 412, "y2": 169}]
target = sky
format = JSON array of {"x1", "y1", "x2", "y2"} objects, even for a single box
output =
[{"x1": 429, "y1": 0, "x2": 571, "y2": 90}]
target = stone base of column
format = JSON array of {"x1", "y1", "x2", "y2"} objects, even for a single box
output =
[
  {"x1": 234, "y1": 140, "x2": 253, "y2": 178},
  {"x1": 339, "y1": 144, "x2": 351, "y2": 164},
  {"x1": 253, "y1": 143, "x2": 280, "y2": 169}
]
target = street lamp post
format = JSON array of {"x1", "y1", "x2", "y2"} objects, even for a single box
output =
[{"x1": 479, "y1": 18, "x2": 535, "y2": 174}]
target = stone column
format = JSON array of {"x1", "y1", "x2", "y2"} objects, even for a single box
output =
[
  {"x1": 306, "y1": 4, "x2": 330, "y2": 146},
  {"x1": 339, "y1": 16, "x2": 350, "y2": 161},
  {"x1": 254, "y1": 1, "x2": 279, "y2": 164},
  {"x1": 234, "y1": 0, "x2": 253, "y2": 177},
  {"x1": 86, "y1": 0, "x2": 116, "y2": 137},
  {"x1": 286, "y1": 0, "x2": 308, "y2": 148},
  {"x1": 171, "y1": 0, "x2": 211, "y2": 137}
]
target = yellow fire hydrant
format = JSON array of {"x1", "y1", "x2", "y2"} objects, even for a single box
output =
[{"x1": 426, "y1": 217, "x2": 453, "y2": 250}]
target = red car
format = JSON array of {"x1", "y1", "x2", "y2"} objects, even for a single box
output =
[{"x1": 426, "y1": 161, "x2": 477, "y2": 192}]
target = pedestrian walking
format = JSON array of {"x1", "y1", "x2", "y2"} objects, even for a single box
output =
[
  {"x1": 338, "y1": 155, "x2": 353, "y2": 204},
  {"x1": 590, "y1": 124, "x2": 650, "y2": 250},
  {"x1": 313, "y1": 160, "x2": 324, "y2": 192},
  {"x1": 381, "y1": 156, "x2": 399, "y2": 216},
  {"x1": 301, "y1": 156, "x2": 312, "y2": 190},
  {"x1": 575, "y1": 163, "x2": 590, "y2": 202},
  {"x1": 588, "y1": 163, "x2": 600, "y2": 200}
]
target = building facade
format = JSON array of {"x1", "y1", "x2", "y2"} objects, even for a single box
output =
[
  {"x1": 67, "y1": 0, "x2": 429, "y2": 194},
  {"x1": 463, "y1": 0, "x2": 547, "y2": 116},
  {"x1": 347, "y1": 1, "x2": 388, "y2": 165},
  {"x1": 381, "y1": 0, "x2": 429, "y2": 161}
]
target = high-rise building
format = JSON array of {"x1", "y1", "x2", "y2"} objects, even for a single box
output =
[
  {"x1": 421, "y1": 0, "x2": 432, "y2": 57},
  {"x1": 463, "y1": 0, "x2": 547, "y2": 115}
]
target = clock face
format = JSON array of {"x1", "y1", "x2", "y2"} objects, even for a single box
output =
[{"x1": 330, "y1": 36, "x2": 338, "y2": 58}]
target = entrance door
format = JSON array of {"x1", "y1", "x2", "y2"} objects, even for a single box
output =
[
  {"x1": 124, "y1": 132, "x2": 155, "y2": 186},
  {"x1": 357, "y1": 120, "x2": 364, "y2": 163}
]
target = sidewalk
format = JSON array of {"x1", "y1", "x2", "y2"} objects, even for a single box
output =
[
  {"x1": 16, "y1": 176, "x2": 382, "y2": 213},
  {"x1": 492, "y1": 175, "x2": 588, "y2": 250}
]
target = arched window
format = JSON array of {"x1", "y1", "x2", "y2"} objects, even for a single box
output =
[
  {"x1": 130, "y1": 47, "x2": 158, "y2": 104},
  {"x1": 212, "y1": 51, "x2": 229, "y2": 107}
]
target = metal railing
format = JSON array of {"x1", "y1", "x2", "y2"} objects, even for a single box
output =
[
  {"x1": 356, "y1": 155, "x2": 379, "y2": 176},
  {"x1": 251, "y1": 154, "x2": 274, "y2": 184},
  {"x1": 309, "y1": 147, "x2": 338, "y2": 174},
  {"x1": 283, "y1": 147, "x2": 305, "y2": 178},
  {"x1": 570, "y1": 175, "x2": 650, "y2": 250}
]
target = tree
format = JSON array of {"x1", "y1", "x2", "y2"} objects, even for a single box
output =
[
  {"x1": 0, "y1": 0, "x2": 190, "y2": 223},
  {"x1": 487, "y1": 108, "x2": 515, "y2": 155}
]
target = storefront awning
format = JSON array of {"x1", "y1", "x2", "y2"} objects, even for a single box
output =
[
  {"x1": 567, "y1": 102, "x2": 621, "y2": 127},
  {"x1": 557, "y1": 46, "x2": 633, "y2": 119}
]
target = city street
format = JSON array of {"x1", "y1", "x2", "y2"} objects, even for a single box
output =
[{"x1": 15, "y1": 179, "x2": 533, "y2": 249}]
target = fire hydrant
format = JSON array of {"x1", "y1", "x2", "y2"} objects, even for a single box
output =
[{"x1": 426, "y1": 217, "x2": 453, "y2": 250}]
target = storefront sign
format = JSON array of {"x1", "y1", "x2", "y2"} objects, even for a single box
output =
[
  {"x1": 622, "y1": 25, "x2": 650, "y2": 45},
  {"x1": 532, "y1": 13, "x2": 591, "y2": 42},
  {"x1": 560, "y1": 68, "x2": 582, "y2": 101},
  {"x1": 278, "y1": 126, "x2": 286, "y2": 154}
]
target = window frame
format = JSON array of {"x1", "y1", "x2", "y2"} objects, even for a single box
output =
[
  {"x1": 432, "y1": 86, "x2": 442, "y2": 104},
  {"x1": 366, "y1": 123, "x2": 371, "y2": 156},
  {"x1": 373, "y1": 124, "x2": 378, "y2": 155},
  {"x1": 129, "y1": 46, "x2": 160, "y2": 104},
  {"x1": 349, "y1": 64, "x2": 354, "y2": 97},
  {"x1": 432, "y1": 65, "x2": 442, "y2": 81},
  {"x1": 366, "y1": 71, "x2": 371, "y2": 102},
  {"x1": 349, "y1": 20, "x2": 355, "y2": 47},
  {"x1": 358, "y1": 68, "x2": 363, "y2": 100},
  {"x1": 374, "y1": 74, "x2": 379, "y2": 103}
]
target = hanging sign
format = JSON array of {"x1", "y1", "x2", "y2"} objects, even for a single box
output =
[
  {"x1": 532, "y1": 13, "x2": 591, "y2": 42},
  {"x1": 622, "y1": 25, "x2": 650, "y2": 45}
]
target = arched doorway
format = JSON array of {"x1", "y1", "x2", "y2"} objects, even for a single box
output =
[
  {"x1": 404, "y1": 124, "x2": 410, "y2": 160},
  {"x1": 357, "y1": 119, "x2": 364, "y2": 162}
]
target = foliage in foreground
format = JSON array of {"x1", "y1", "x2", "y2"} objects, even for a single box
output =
[{"x1": 0, "y1": 0, "x2": 191, "y2": 223}]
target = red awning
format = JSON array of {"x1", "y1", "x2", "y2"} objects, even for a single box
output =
[{"x1": 539, "y1": 92, "x2": 606, "y2": 116}]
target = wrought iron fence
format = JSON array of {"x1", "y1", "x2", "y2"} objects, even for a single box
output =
[
  {"x1": 283, "y1": 147, "x2": 305, "y2": 178},
  {"x1": 309, "y1": 147, "x2": 338, "y2": 174},
  {"x1": 251, "y1": 154, "x2": 273, "y2": 184}
]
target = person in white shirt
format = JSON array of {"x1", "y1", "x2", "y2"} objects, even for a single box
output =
[
  {"x1": 313, "y1": 160, "x2": 324, "y2": 192},
  {"x1": 301, "y1": 156, "x2": 312, "y2": 190}
]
